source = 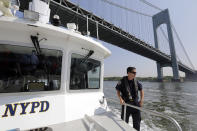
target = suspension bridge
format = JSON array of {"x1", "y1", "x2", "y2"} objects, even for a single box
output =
[{"x1": 19, "y1": 0, "x2": 197, "y2": 81}]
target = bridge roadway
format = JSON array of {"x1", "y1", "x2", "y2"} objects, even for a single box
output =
[{"x1": 19, "y1": 0, "x2": 195, "y2": 74}]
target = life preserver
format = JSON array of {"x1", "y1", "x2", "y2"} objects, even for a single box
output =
[{"x1": 123, "y1": 76, "x2": 139, "y2": 101}]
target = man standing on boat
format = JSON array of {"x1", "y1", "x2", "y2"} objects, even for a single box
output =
[{"x1": 115, "y1": 67, "x2": 144, "y2": 131}]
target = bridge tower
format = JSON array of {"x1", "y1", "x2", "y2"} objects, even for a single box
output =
[{"x1": 152, "y1": 9, "x2": 180, "y2": 81}]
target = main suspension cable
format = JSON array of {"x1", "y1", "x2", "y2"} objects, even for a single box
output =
[
  {"x1": 138, "y1": 0, "x2": 162, "y2": 11},
  {"x1": 101, "y1": 0, "x2": 152, "y2": 17},
  {"x1": 171, "y1": 24, "x2": 195, "y2": 70}
]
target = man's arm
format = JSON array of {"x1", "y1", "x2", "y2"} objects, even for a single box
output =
[
  {"x1": 115, "y1": 80, "x2": 125, "y2": 105},
  {"x1": 117, "y1": 90, "x2": 125, "y2": 105},
  {"x1": 139, "y1": 89, "x2": 144, "y2": 107}
]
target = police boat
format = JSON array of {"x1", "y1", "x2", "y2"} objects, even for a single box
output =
[{"x1": 0, "y1": 0, "x2": 182, "y2": 131}]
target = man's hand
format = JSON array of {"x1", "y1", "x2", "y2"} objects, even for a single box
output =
[
  {"x1": 117, "y1": 90, "x2": 125, "y2": 105},
  {"x1": 119, "y1": 97, "x2": 125, "y2": 105},
  {"x1": 139, "y1": 90, "x2": 144, "y2": 107},
  {"x1": 139, "y1": 100, "x2": 143, "y2": 107}
]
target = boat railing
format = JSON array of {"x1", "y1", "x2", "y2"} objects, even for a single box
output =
[{"x1": 105, "y1": 97, "x2": 182, "y2": 131}]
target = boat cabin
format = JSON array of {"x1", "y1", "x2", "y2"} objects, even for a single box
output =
[{"x1": 0, "y1": 15, "x2": 110, "y2": 130}]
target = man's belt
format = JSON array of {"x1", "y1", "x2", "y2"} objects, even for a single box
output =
[
  {"x1": 125, "y1": 98, "x2": 134, "y2": 102},
  {"x1": 129, "y1": 99, "x2": 134, "y2": 102}
]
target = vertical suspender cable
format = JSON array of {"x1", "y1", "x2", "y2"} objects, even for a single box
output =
[
  {"x1": 87, "y1": 16, "x2": 89, "y2": 36},
  {"x1": 149, "y1": 18, "x2": 153, "y2": 45},
  {"x1": 139, "y1": 15, "x2": 141, "y2": 39},
  {"x1": 125, "y1": 0, "x2": 128, "y2": 32},
  {"x1": 96, "y1": 21, "x2": 99, "y2": 39},
  {"x1": 110, "y1": 0, "x2": 112, "y2": 24},
  {"x1": 119, "y1": 4, "x2": 121, "y2": 28},
  {"x1": 120, "y1": 0, "x2": 124, "y2": 28},
  {"x1": 76, "y1": 8, "x2": 79, "y2": 31},
  {"x1": 146, "y1": 17, "x2": 149, "y2": 44}
]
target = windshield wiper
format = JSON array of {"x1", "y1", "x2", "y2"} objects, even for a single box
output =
[
  {"x1": 30, "y1": 35, "x2": 42, "y2": 55},
  {"x1": 80, "y1": 50, "x2": 94, "y2": 64}
]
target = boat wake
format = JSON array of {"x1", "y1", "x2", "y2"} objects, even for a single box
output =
[{"x1": 108, "y1": 105, "x2": 163, "y2": 131}]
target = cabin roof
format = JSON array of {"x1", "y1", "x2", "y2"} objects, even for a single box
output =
[{"x1": 0, "y1": 16, "x2": 111, "y2": 58}]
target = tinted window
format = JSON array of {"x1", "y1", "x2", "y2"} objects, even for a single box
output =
[
  {"x1": 70, "y1": 53, "x2": 101, "y2": 90},
  {"x1": 0, "y1": 44, "x2": 62, "y2": 93}
]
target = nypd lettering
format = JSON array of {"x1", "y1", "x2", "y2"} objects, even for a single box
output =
[{"x1": 1, "y1": 101, "x2": 49, "y2": 117}]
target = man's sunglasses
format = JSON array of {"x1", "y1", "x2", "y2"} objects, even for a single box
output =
[{"x1": 130, "y1": 71, "x2": 137, "y2": 74}]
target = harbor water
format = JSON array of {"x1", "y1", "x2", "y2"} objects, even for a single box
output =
[{"x1": 104, "y1": 81, "x2": 197, "y2": 131}]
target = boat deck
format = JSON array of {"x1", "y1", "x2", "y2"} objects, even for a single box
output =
[{"x1": 49, "y1": 111, "x2": 136, "y2": 131}]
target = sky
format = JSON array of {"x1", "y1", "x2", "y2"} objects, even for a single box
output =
[{"x1": 102, "y1": 0, "x2": 197, "y2": 77}]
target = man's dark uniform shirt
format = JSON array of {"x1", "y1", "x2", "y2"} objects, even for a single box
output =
[{"x1": 116, "y1": 76, "x2": 142, "y2": 104}]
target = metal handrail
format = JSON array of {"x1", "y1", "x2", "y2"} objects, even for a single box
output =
[{"x1": 106, "y1": 98, "x2": 182, "y2": 131}]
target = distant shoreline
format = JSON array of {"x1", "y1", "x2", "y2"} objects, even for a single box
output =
[{"x1": 104, "y1": 76, "x2": 185, "y2": 82}]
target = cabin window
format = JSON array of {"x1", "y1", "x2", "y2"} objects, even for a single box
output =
[
  {"x1": 0, "y1": 44, "x2": 62, "y2": 93},
  {"x1": 70, "y1": 53, "x2": 101, "y2": 90}
]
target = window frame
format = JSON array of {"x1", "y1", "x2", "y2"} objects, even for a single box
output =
[
  {"x1": 67, "y1": 51, "x2": 103, "y2": 93},
  {"x1": 0, "y1": 41, "x2": 65, "y2": 96}
]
